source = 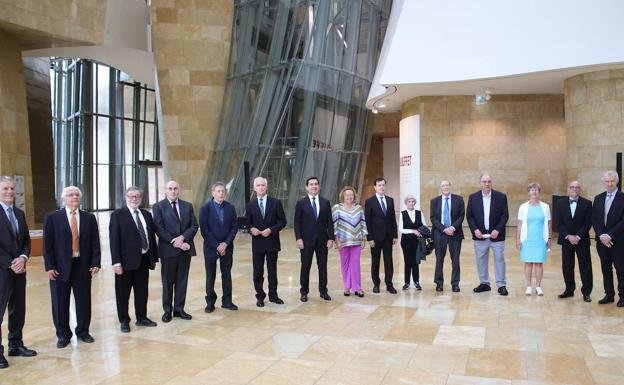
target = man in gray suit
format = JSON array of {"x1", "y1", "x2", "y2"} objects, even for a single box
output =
[{"x1": 152, "y1": 180, "x2": 198, "y2": 322}]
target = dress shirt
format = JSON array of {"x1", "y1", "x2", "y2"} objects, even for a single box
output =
[
  {"x1": 65, "y1": 206, "x2": 80, "y2": 257},
  {"x1": 168, "y1": 198, "x2": 181, "y2": 219},
  {"x1": 565, "y1": 196, "x2": 581, "y2": 241},
  {"x1": 399, "y1": 209, "x2": 428, "y2": 234},
  {"x1": 440, "y1": 194, "x2": 454, "y2": 229},
  {"x1": 113, "y1": 206, "x2": 149, "y2": 267},
  {"x1": 308, "y1": 194, "x2": 319, "y2": 218},
  {"x1": 376, "y1": 194, "x2": 387, "y2": 214},
  {"x1": 0, "y1": 201, "x2": 28, "y2": 261},
  {"x1": 482, "y1": 192, "x2": 491, "y2": 231},
  {"x1": 257, "y1": 195, "x2": 266, "y2": 217}
]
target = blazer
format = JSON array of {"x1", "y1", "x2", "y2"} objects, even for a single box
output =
[
  {"x1": 364, "y1": 195, "x2": 398, "y2": 242},
  {"x1": 294, "y1": 195, "x2": 334, "y2": 246},
  {"x1": 466, "y1": 189, "x2": 509, "y2": 242},
  {"x1": 152, "y1": 198, "x2": 198, "y2": 259},
  {"x1": 43, "y1": 209, "x2": 101, "y2": 282},
  {"x1": 553, "y1": 196, "x2": 592, "y2": 246},
  {"x1": 245, "y1": 196, "x2": 287, "y2": 253},
  {"x1": 430, "y1": 194, "x2": 465, "y2": 240},
  {"x1": 592, "y1": 190, "x2": 624, "y2": 244},
  {"x1": 199, "y1": 199, "x2": 238, "y2": 260},
  {"x1": 0, "y1": 205, "x2": 30, "y2": 270},
  {"x1": 109, "y1": 207, "x2": 158, "y2": 270}
]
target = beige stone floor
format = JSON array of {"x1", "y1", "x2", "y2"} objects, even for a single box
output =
[{"x1": 2, "y1": 212, "x2": 624, "y2": 384}]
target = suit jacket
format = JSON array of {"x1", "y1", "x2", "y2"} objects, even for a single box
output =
[
  {"x1": 152, "y1": 198, "x2": 198, "y2": 259},
  {"x1": 364, "y1": 195, "x2": 398, "y2": 242},
  {"x1": 109, "y1": 207, "x2": 158, "y2": 270},
  {"x1": 199, "y1": 199, "x2": 238, "y2": 260},
  {"x1": 43, "y1": 209, "x2": 101, "y2": 282},
  {"x1": 430, "y1": 194, "x2": 465, "y2": 240},
  {"x1": 0, "y1": 205, "x2": 30, "y2": 270},
  {"x1": 466, "y1": 189, "x2": 509, "y2": 241},
  {"x1": 554, "y1": 196, "x2": 592, "y2": 246},
  {"x1": 246, "y1": 196, "x2": 287, "y2": 253},
  {"x1": 592, "y1": 190, "x2": 624, "y2": 244},
  {"x1": 294, "y1": 195, "x2": 334, "y2": 246}
]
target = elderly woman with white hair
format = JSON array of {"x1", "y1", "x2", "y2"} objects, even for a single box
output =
[{"x1": 399, "y1": 195, "x2": 428, "y2": 290}]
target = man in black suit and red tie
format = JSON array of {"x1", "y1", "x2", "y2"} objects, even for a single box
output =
[
  {"x1": 43, "y1": 185, "x2": 101, "y2": 348},
  {"x1": 0, "y1": 177, "x2": 36, "y2": 368},
  {"x1": 430, "y1": 180, "x2": 465, "y2": 292},
  {"x1": 554, "y1": 181, "x2": 593, "y2": 302},
  {"x1": 364, "y1": 177, "x2": 398, "y2": 294},
  {"x1": 109, "y1": 186, "x2": 159, "y2": 333},
  {"x1": 246, "y1": 177, "x2": 286, "y2": 307},
  {"x1": 152, "y1": 180, "x2": 198, "y2": 322},
  {"x1": 592, "y1": 170, "x2": 624, "y2": 307},
  {"x1": 294, "y1": 176, "x2": 334, "y2": 302}
]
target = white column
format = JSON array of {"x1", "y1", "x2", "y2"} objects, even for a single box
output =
[{"x1": 399, "y1": 115, "x2": 421, "y2": 210}]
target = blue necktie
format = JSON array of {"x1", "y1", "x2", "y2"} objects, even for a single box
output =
[
  {"x1": 443, "y1": 197, "x2": 451, "y2": 227},
  {"x1": 380, "y1": 197, "x2": 387, "y2": 216},
  {"x1": 312, "y1": 197, "x2": 318, "y2": 218},
  {"x1": 7, "y1": 207, "x2": 18, "y2": 236}
]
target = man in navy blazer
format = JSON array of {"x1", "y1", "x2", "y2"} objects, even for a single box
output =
[
  {"x1": 430, "y1": 180, "x2": 465, "y2": 292},
  {"x1": 152, "y1": 180, "x2": 198, "y2": 322},
  {"x1": 200, "y1": 181, "x2": 238, "y2": 312},
  {"x1": 466, "y1": 173, "x2": 509, "y2": 296},
  {"x1": 246, "y1": 177, "x2": 286, "y2": 307},
  {"x1": 592, "y1": 170, "x2": 624, "y2": 307},
  {"x1": 0, "y1": 177, "x2": 36, "y2": 368},
  {"x1": 43, "y1": 186, "x2": 101, "y2": 348},
  {"x1": 109, "y1": 186, "x2": 159, "y2": 333},
  {"x1": 294, "y1": 176, "x2": 334, "y2": 302},
  {"x1": 364, "y1": 177, "x2": 398, "y2": 294}
]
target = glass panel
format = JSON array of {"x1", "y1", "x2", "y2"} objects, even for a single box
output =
[{"x1": 97, "y1": 64, "x2": 110, "y2": 115}]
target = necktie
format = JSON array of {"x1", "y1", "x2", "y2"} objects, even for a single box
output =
[
  {"x1": 172, "y1": 201, "x2": 181, "y2": 222},
  {"x1": 6, "y1": 206, "x2": 18, "y2": 236},
  {"x1": 134, "y1": 210, "x2": 148, "y2": 250},
  {"x1": 259, "y1": 198, "x2": 265, "y2": 218},
  {"x1": 70, "y1": 210, "x2": 79, "y2": 255},
  {"x1": 443, "y1": 197, "x2": 451, "y2": 227},
  {"x1": 605, "y1": 193, "x2": 614, "y2": 225},
  {"x1": 380, "y1": 197, "x2": 387, "y2": 216},
  {"x1": 312, "y1": 197, "x2": 318, "y2": 218},
  {"x1": 569, "y1": 199, "x2": 577, "y2": 218}
]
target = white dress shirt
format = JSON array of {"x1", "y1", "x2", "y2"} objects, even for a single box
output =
[
  {"x1": 168, "y1": 198, "x2": 181, "y2": 219},
  {"x1": 65, "y1": 206, "x2": 80, "y2": 257},
  {"x1": 399, "y1": 209, "x2": 428, "y2": 234},
  {"x1": 308, "y1": 194, "x2": 319, "y2": 218},
  {"x1": 482, "y1": 192, "x2": 491, "y2": 231}
]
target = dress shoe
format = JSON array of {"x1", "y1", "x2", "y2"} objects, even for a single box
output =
[
  {"x1": 598, "y1": 295, "x2": 615, "y2": 304},
  {"x1": 583, "y1": 294, "x2": 592, "y2": 303},
  {"x1": 269, "y1": 297, "x2": 284, "y2": 304},
  {"x1": 204, "y1": 305, "x2": 215, "y2": 313},
  {"x1": 452, "y1": 285, "x2": 460, "y2": 293},
  {"x1": 300, "y1": 294, "x2": 308, "y2": 302},
  {"x1": 136, "y1": 318, "x2": 157, "y2": 327},
  {"x1": 415, "y1": 282, "x2": 422, "y2": 291},
  {"x1": 256, "y1": 299, "x2": 265, "y2": 307},
  {"x1": 498, "y1": 286, "x2": 509, "y2": 296},
  {"x1": 78, "y1": 334, "x2": 95, "y2": 343},
  {"x1": 8, "y1": 346, "x2": 37, "y2": 357},
  {"x1": 120, "y1": 322, "x2": 131, "y2": 333},
  {"x1": 354, "y1": 291, "x2": 364, "y2": 298},
  {"x1": 222, "y1": 303, "x2": 239, "y2": 311},
  {"x1": 56, "y1": 338, "x2": 71, "y2": 349},
  {"x1": 618, "y1": 298, "x2": 624, "y2": 307},
  {"x1": 343, "y1": 291, "x2": 351, "y2": 296},
  {"x1": 372, "y1": 286, "x2": 380, "y2": 293},
  {"x1": 402, "y1": 284, "x2": 410, "y2": 290},
  {"x1": 0, "y1": 354, "x2": 8, "y2": 369},
  {"x1": 558, "y1": 291, "x2": 574, "y2": 299},
  {"x1": 473, "y1": 283, "x2": 491, "y2": 293},
  {"x1": 162, "y1": 312, "x2": 172, "y2": 322},
  {"x1": 320, "y1": 293, "x2": 332, "y2": 301},
  {"x1": 435, "y1": 284, "x2": 443, "y2": 292},
  {"x1": 387, "y1": 286, "x2": 398, "y2": 294},
  {"x1": 173, "y1": 311, "x2": 192, "y2": 320}
]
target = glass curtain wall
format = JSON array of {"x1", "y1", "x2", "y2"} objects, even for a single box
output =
[
  {"x1": 201, "y1": 0, "x2": 391, "y2": 218},
  {"x1": 50, "y1": 58, "x2": 160, "y2": 211}
]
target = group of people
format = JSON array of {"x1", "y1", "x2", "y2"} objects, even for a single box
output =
[{"x1": 1, "y1": 169, "x2": 623, "y2": 369}]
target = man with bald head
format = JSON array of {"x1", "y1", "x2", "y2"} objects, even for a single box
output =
[
  {"x1": 554, "y1": 181, "x2": 593, "y2": 302},
  {"x1": 152, "y1": 180, "x2": 198, "y2": 321}
]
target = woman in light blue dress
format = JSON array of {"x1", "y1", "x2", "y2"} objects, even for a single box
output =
[{"x1": 516, "y1": 182, "x2": 551, "y2": 296}]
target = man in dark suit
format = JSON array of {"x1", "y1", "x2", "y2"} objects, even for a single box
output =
[
  {"x1": 364, "y1": 177, "x2": 398, "y2": 294},
  {"x1": 592, "y1": 170, "x2": 624, "y2": 307},
  {"x1": 466, "y1": 173, "x2": 510, "y2": 296},
  {"x1": 199, "y1": 182, "x2": 238, "y2": 312},
  {"x1": 246, "y1": 177, "x2": 287, "y2": 307},
  {"x1": 152, "y1": 180, "x2": 198, "y2": 322},
  {"x1": 430, "y1": 180, "x2": 465, "y2": 292},
  {"x1": 554, "y1": 181, "x2": 593, "y2": 302},
  {"x1": 294, "y1": 176, "x2": 334, "y2": 302},
  {"x1": 0, "y1": 177, "x2": 36, "y2": 368},
  {"x1": 43, "y1": 185, "x2": 101, "y2": 348},
  {"x1": 109, "y1": 186, "x2": 159, "y2": 333}
]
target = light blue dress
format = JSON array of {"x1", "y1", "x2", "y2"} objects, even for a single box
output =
[{"x1": 520, "y1": 204, "x2": 547, "y2": 263}]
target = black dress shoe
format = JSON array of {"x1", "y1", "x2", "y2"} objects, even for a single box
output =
[
  {"x1": 300, "y1": 294, "x2": 308, "y2": 302},
  {"x1": 173, "y1": 311, "x2": 192, "y2": 320},
  {"x1": 598, "y1": 295, "x2": 615, "y2": 304},
  {"x1": 558, "y1": 291, "x2": 574, "y2": 299},
  {"x1": 120, "y1": 322, "x2": 131, "y2": 333},
  {"x1": 136, "y1": 318, "x2": 157, "y2": 327},
  {"x1": 78, "y1": 334, "x2": 95, "y2": 343},
  {"x1": 498, "y1": 286, "x2": 509, "y2": 296},
  {"x1": 162, "y1": 312, "x2": 172, "y2": 322},
  {"x1": 8, "y1": 346, "x2": 37, "y2": 357},
  {"x1": 269, "y1": 297, "x2": 284, "y2": 304},
  {"x1": 320, "y1": 293, "x2": 332, "y2": 301},
  {"x1": 402, "y1": 284, "x2": 410, "y2": 290},
  {"x1": 56, "y1": 338, "x2": 71, "y2": 349},
  {"x1": 618, "y1": 298, "x2": 624, "y2": 307},
  {"x1": 452, "y1": 285, "x2": 460, "y2": 293},
  {"x1": 0, "y1": 354, "x2": 8, "y2": 369},
  {"x1": 372, "y1": 286, "x2": 380, "y2": 293},
  {"x1": 343, "y1": 291, "x2": 351, "y2": 296},
  {"x1": 473, "y1": 283, "x2": 492, "y2": 293},
  {"x1": 415, "y1": 282, "x2": 422, "y2": 291},
  {"x1": 256, "y1": 299, "x2": 265, "y2": 307},
  {"x1": 222, "y1": 303, "x2": 239, "y2": 311},
  {"x1": 204, "y1": 305, "x2": 215, "y2": 313},
  {"x1": 387, "y1": 287, "x2": 398, "y2": 294},
  {"x1": 354, "y1": 291, "x2": 364, "y2": 298},
  {"x1": 436, "y1": 284, "x2": 443, "y2": 292},
  {"x1": 583, "y1": 294, "x2": 592, "y2": 302}
]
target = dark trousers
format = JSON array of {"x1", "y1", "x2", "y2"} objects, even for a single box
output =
[
  {"x1": 0, "y1": 268, "x2": 26, "y2": 354},
  {"x1": 50, "y1": 258, "x2": 92, "y2": 340},
  {"x1": 300, "y1": 241, "x2": 328, "y2": 295},
  {"x1": 561, "y1": 242, "x2": 593, "y2": 296},
  {"x1": 434, "y1": 235, "x2": 461, "y2": 286},
  {"x1": 205, "y1": 251, "x2": 233, "y2": 307},
  {"x1": 161, "y1": 253, "x2": 191, "y2": 313},
  {"x1": 115, "y1": 254, "x2": 150, "y2": 323},
  {"x1": 253, "y1": 251, "x2": 278, "y2": 300},
  {"x1": 401, "y1": 240, "x2": 420, "y2": 285},
  {"x1": 596, "y1": 242, "x2": 624, "y2": 297},
  {"x1": 371, "y1": 239, "x2": 394, "y2": 288}
]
